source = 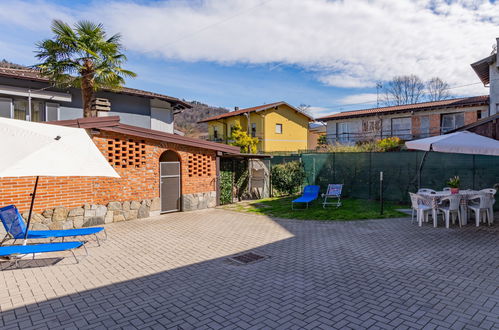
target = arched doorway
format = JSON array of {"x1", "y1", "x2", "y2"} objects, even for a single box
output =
[{"x1": 159, "y1": 150, "x2": 181, "y2": 213}]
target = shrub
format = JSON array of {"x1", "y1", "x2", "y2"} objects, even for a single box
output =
[
  {"x1": 271, "y1": 161, "x2": 306, "y2": 196},
  {"x1": 376, "y1": 137, "x2": 403, "y2": 151}
]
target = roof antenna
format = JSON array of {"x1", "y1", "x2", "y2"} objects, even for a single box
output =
[{"x1": 376, "y1": 82, "x2": 383, "y2": 108}]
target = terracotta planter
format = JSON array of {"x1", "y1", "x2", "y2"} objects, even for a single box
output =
[{"x1": 450, "y1": 187, "x2": 459, "y2": 194}]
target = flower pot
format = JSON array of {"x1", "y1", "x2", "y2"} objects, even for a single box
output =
[{"x1": 450, "y1": 188, "x2": 459, "y2": 194}]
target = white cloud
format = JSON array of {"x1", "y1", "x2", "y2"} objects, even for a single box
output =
[
  {"x1": 0, "y1": 0, "x2": 496, "y2": 93},
  {"x1": 308, "y1": 106, "x2": 332, "y2": 117},
  {"x1": 338, "y1": 93, "x2": 379, "y2": 105}
]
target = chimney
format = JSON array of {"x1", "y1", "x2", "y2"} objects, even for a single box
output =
[
  {"x1": 234, "y1": 106, "x2": 239, "y2": 111},
  {"x1": 91, "y1": 98, "x2": 111, "y2": 117}
]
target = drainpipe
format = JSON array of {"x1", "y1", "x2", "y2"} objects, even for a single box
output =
[
  {"x1": 28, "y1": 89, "x2": 31, "y2": 121},
  {"x1": 245, "y1": 112, "x2": 250, "y2": 134}
]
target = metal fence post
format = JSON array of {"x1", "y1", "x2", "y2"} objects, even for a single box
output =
[{"x1": 472, "y1": 155, "x2": 476, "y2": 190}]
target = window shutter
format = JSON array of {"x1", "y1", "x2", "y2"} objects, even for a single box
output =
[
  {"x1": 45, "y1": 103, "x2": 59, "y2": 122},
  {"x1": 0, "y1": 97, "x2": 12, "y2": 118}
]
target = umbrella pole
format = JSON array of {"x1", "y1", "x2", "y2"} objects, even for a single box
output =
[
  {"x1": 417, "y1": 151, "x2": 429, "y2": 190},
  {"x1": 23, "y1": 176, "x2": 39, "y2": 245}
]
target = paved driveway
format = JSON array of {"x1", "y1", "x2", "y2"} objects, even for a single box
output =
[{"x1": 0, "y1": 209, "x2": 498, "y2": 329}]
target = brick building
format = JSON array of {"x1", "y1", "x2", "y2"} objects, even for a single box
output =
[
  {"x1": 317, "y1": 96, "x2": 489, "y2": 144},
  {"x1": 0, "y1": 116, "x2": 239, "y2": 230}
]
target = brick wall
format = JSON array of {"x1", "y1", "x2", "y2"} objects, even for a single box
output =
[
  {"x1": 464, "y1": 111, "x2": 478, "y2": 125},
  {"x1": 429, "y1": 114, "x2": 441, "y2": 136},
  {"x1": 411, "y1": 116, "x2": 421, "y2": 137},
  {"x1": 0, "y1": 130, "x2": 216, "y2": 213}
]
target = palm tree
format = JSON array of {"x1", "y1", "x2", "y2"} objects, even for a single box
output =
[{"x1": 35, "y1": 20, "x2": 136, "y2": 117}]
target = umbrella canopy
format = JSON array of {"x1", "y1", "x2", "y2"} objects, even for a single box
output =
[
  {"x1": 0, "y1": 117, "x2": 119, "y2": 178},
  {"x1": 405, "y1": 131, "x2": 499, "y2": 156}
]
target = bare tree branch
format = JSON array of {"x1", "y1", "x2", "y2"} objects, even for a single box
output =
[
  {"x1": 384, "y1": 75, "x2": 425, "y2": 106},
  {"x1": 426, "y1": 77, "x2": 450, "y2": 101}
]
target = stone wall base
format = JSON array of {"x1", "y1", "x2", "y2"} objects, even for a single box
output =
[
  {"x1": 21, "y1": 197, "x2": 161, "y2": 230},
  {"x1": 182, "y1": 191, "x2": 217, "y2": 211}
]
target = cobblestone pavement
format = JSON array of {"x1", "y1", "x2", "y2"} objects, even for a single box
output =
[{"x1": 0, "y1": 209, "x2": 498, "y2": 329}]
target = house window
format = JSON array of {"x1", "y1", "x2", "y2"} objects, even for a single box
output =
[
  {"x1": 391, "y1": 117, "x2": 411, "y2": 139},
  {"x1": 213, "y1": 126, "x2": 218, "y2": 139},
  {"x1": 230, "y1": 125, "x2": 235, "y2": 136},
  {"x1": 12, "y1": 99, "x2": 44, "y2": 122},
  {"x1": 419, "y1": 116, "x2": 430, "y2": 138},
  {"x1": 441, "y1": 113, "x2": 464, "y2": 133},
  {"x1": 13, "y1": 99, "x2": 27, "y2": 120},
  {"x1": 0, "y1": 98, "x2": 12, "y2": 118},
  {"x1": 337, "y1": 122, "x2": 349, "y2": 143},
  {"x1": 363, "y1": 120, "x2": 377, "y2": 133},
  {"x1": 275, "y1": 123, "x2": 282, "y2": 134},
  {"x1": 251, "y1": 123, "x2": 256, "y2": 137}
]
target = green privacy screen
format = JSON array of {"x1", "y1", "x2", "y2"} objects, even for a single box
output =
[{"x1": 272, "y1": 152, "x2": 499, "y2": 205}]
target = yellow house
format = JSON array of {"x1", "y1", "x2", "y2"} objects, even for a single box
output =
[{"x1": 198, "y1": 102, "x2": 314, "y2": 153}]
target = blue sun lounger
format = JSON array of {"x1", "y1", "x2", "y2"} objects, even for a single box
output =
[
  {"x1": 0, "y1": 242, "x2": 86, "y2": 267},
  {"x1": 0, "y1": 205, "x2": 106, "y2": 246},
  {"x1": 292, "y1": 185, "x2": 320, "y2": 209}
]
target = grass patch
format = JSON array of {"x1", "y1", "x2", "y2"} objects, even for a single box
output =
[{"x1": 222, "y1": 196, "x2": 408, "y2": 221}]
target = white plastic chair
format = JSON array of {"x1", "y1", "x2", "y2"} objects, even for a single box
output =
[
  {"x1": 479, "y1": 189, "x2": 496, "y2": 224},
  {"x1": 468, "y1": 194, "x2": 494, "y2": 226},
  {"x1": 438, "y1": 195, "x2": 462, "y2": 228},
  {"x1": 409, "y1": 193, "x2": 432, "y2": 226},
  {"x1": 417, "y1": 188, "x2": 436, "y2": 194},
  {"x1": 442, "y1": 187, "x2": 451, "y2": 192}
]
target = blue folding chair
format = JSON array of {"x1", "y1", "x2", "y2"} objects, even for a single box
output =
[
  {"x1": 292, "y1": 185, "x2": 320, "y2": 209},
  {"x1": 0, "y1": 242, "x2": 87, "y2": 267},
  {"x1": 322, "y1": 184, "x2": 343, "y2": 208},
  {"x1": 0, "y1": 205, "x2": 106, "y2": 246}
]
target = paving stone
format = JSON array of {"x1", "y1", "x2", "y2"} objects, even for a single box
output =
[{"x1": 0, "y1": 209, "x2": 497, "y2": 329}]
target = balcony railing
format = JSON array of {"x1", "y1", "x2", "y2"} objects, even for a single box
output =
[{"x1": 325, "y1": 128, "x2": 444, "y2": 144}]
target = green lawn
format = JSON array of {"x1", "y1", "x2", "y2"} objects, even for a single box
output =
[{"x1": 222, "y1": 196, "x2": 409, "y2": 221}]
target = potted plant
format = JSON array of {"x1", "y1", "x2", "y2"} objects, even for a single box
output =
[{"x1": 447, "y1": 176, "x2": 460, "y2": 194}]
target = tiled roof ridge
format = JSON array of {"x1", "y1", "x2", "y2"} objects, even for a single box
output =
[{"x1": 317, "y1": 95, "x2": 489, "y2": 121}]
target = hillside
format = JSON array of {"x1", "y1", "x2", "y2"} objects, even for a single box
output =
[
  {"x1": 0, "y1": 59, "x2": 28, "y2": 69},
  {"x1": 175, "y1": 101, "x2": 229, "y2": 138}
]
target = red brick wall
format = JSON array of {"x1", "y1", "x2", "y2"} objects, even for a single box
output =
[
  {"x1": 0, "y1": 130, "x2": 216, "y2": 213},
  {"x1": 464, "y1": 111, "x2": 478, "y2": 125},
  {"x1": 429, "y1": 114, "x2": 441, "y2": 136},
  {"x1": 411, "y1": 116, "x2": 421, "y2": 137}
]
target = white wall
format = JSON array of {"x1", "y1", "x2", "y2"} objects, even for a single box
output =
[
  {"x1": 489, "y1": 47, "x2": 499, "y2": 116},
  {"x1": 150, "y1": 99, "x2": 174, "y2": 133}
]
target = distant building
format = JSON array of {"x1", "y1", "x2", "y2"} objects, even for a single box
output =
[
  {"x1": 199, "y1": 101, "x2": 314, "y2": 153},
  {"x1": 308, "y1": 122, "x2": 326, "y2": 150},
  {"x1": 470, "y1": 38, "x2": 499, "y2": 117},
  {"x1": 0, "y1": 67, "x2": 191, "y2": 133},
  {"x1": 317, "y1": 96, "x2": 488, "y2": 144}
]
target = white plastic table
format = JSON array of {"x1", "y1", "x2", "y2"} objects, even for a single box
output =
[{"x1": 419, "y1": 190, "x2": 481, "y2": 227}]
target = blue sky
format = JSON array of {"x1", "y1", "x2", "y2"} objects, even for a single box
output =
[{"x1": 0, "y1": 0, "x2": 497, "y2": 117}]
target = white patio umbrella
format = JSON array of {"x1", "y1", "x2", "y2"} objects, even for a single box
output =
[
  {"x1": 0, "y1": 117, "x2": 120, "y2": 244},
  {"x1": 405, "y1": 131, "x2": 499, "y2": 188}
]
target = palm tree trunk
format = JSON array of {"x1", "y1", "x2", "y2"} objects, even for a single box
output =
[
  {"x1": 81, "y1": 59, "x2": 95, "y2": 118},
  {"x1": 81, "y1": 76, "x2": 94, "y2": 117}
]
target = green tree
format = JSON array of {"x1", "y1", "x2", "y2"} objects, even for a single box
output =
[
  {"x1": 229, "y1": 123, "x2": 259, "y2": 153},
  {"x1": 35, "y1": 20, "x2": 136, "y2": 117},
  {"x1": 317, "y1": 134, "x2": 327, "y2": 146}
]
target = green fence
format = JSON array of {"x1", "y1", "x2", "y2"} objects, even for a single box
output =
[{"x1": 272, "y1": 151, "x2": 499, "y2": 206}]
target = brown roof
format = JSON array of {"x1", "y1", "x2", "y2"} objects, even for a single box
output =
[
  {"x1": 317, "y1": 96, "x2": 489, "y2": 121},
  {"x1": 198, "y1": 101, "x2": 314, "y2": 123},
  {"x1": 470, "y1": 54, "x2": 495, "y2": 85},
  {"x1": 0, "y1": 67, "x2": 191, "y2": 109},
  {"x1": 50, "y1": 116, "x2": 240, "y2": 154}
]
